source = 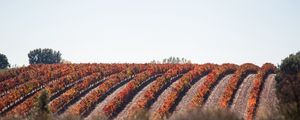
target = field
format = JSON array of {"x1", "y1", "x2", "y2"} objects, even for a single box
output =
[{"x1": 0, "y1": 63, "x2": 277, "y2": 120}]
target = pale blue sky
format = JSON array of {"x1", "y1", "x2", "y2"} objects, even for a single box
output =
[{"x1": 0, "y1": 0, "x2": 299, "y2": 66}]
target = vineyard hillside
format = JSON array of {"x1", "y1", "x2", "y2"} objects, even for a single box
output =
[{"x1": 0, "y1": 63, "x2": 277, "y2": 120}]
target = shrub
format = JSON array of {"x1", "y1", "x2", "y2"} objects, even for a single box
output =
[
  {"x1": 276, "y1": 51, "x2": 300, "y2": 120},
  {"x1": 37, "y1": 90, "x2": 50, "y2": 113},
  {"x1": 170, "y1": 108, "x2": 240, "y2": 120},
  {"x1": 0, "y1": 53, "x2": 10, "y2": 69}
]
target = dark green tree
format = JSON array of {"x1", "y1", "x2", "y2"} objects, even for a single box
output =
[
  {"x1": 37, "y1": 90, "x2": 50, "y2": 113},
  {"x1": 0, "y1": 53, "x2": 10, "y2": 69},
  {"x1": 276, "y1": 51, "x2": 300, "y2": 119},
  {"x1": 27, "y1": 90, "x2": 52, "y2": 120},
  {"x1": 28, "y1": 48, "x2": 61, "y2": 64}
]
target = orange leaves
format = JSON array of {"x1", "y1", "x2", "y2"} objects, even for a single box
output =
[
  {"x1": 101, "y1": 64, "x2": 175, "y2": 117},
  {"x1": 102, "y1": 69, "x2": 161, "y2": 116},
  {"x1": 0, "y1": 65, "x2": 49, "y2": 94},
  {"x1": 219, "y1": 63, "x2": 259, "y2": 108},
  {"x1": 67, "y1": 65, "x2": 146, "y2": 115},
  {"x1": 0, "y1": 63, "x2": 277, "y2": 119},
  {"x1": 0, "y1": 64, "x2": 125, "y2": 116},
  {"x1": 48, "y1": 65, "x2": 125, "y2": 113},
  {"x1": 151, "y1": 64, "x2": 216, "y2": 120},
  {"x1": 0, "y1": 65, "x2": 37, "y2": 82},
  {"x1": 248, "y1": 99, "x2": 256, "y2": 107},
  {"x1": 0, "y1": 79, "x2": 42, "y2": 111},
  {"x1": 6, "y1": 91, "x2": 41, "y2": 116},
  {"x1": 245, "y1": 63, "x2": 275, "y2": 120},
  {"x1": 44, "y1": 64, "x2": 109, "y2": 97},
  {"x1": 0, "y1": 64, "x2": 85, "y2": 114},
  {"x1": 188, "y1": 64, "x2": 238, "y2": 109}
]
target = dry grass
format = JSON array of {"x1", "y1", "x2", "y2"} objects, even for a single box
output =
[{"x1": 170, "y1": 108, "x2": 241, "y2": 120}]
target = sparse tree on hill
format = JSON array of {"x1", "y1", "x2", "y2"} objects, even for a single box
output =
[
  {"x1": 161, "y1": 56, "x2": 191, "y2": 64},
  {"x1": 150, "y1": 60, "x2": 161, "y2": 64},
  {"x1": 0, "y1": 53, "x2": 10, "y2": 69},
  {"x1": 150, "y1": 60, "x2": 157, "y2": 64},
  {"x1": 28, "y1": 48, "x2": 61, "y2": 64}
]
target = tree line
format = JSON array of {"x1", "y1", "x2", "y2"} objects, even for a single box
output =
[{"x1": 150, "y1": 56, "x2": 191, "y2": 64}]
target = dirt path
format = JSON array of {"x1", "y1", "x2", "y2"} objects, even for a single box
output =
[
  {"x1": 52, "y1": 76, "x2": 108, "y2": 114},
  {"x1": 115, "y1": 75, "x2": 182, "y2": 120},
  {"x1": 84, "y1": 84, "x2": 128, "y2": 120},
  {"x1": 230, "y1": 74, "x2": 256, "y2": 119},
  {"x1": 85, "y1": 75, "x2": 160, "y2": 120},
  {"x1": 203, "y1": 74, "x2": 233, "y2": 109},
  {"x1": 155, "y1": 76, "x2": 206, "y2": 120},
  {"x1": 175, "y1": 76, "x2": 206, "y2": 112},
  {"x1": 62, "y1": 76, "x2": 133, "y2": 117},
  {"x1": 255, "y1": 74, "x2": 278, "y2": 120},
  {"x1": 115, "y1": 80, "x2": 155, "y2": 120}
]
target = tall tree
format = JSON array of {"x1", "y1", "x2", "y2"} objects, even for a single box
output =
[
  {"x1": 0, "y1": 53, "x2": 10, "y2": 69},
  {"x1": 28, "y1": 48, "x2": 61, "y2": 64}
]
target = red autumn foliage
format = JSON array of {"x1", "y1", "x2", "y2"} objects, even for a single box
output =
[
  {"x1": 102, "y1": 65, "x2": 172, "y2": 117},
  {"x1": 0, "y1": 64, "x2": 112, "y2": 114},
  {"x1": 0, "y1": 64, "x2": 73, "y2": 96},
  {"x1": 219, "y1": 63, "x2": 259, "y2": 108},
  {"x1": 6, "y1": 91, "x2": 41, "y2": 116},
  {"x1": 245, "y1": 63, "x2": 275, "y2": 120},
  {"x1": 49, "y1": 65, "x2": 125, "y2": 113},
  {"x1": 0, "y1": 63, "x2": 277, "y2": 120},
  {"x1": 67, "y1": 65, "x2": 147, "y2": 115},
  {"x1": 187, "y1": 64, "x2": 238, "y2": 109},
  {"x1": 120, "y1": 64, "x2": 193, "y2": 119},
  {"x1": 1, "y1": 64, "x2": 127, "y2": 116},
  {"x1": 151, "y1": 64, "x2": 217, "y2": 120},
  {"x1": 0, "y1": 65, "x2": 35, "y2": 82}
]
